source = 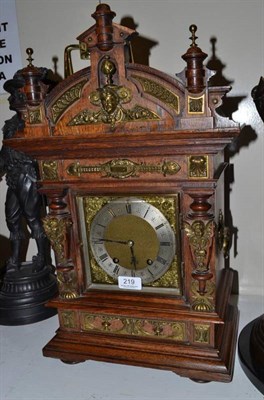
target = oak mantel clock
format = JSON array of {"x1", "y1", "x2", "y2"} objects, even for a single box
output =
[{"x1": 3, "y1": 4, "x2": 240, "y2": 382}]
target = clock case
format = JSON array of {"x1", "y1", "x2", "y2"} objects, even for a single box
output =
[{"x1": 3, "y1": 4, "x2": 240, "y2": 382}]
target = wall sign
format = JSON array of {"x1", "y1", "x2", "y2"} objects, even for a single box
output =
[{"x1": 0, "y1": 0, "x2": 22, "y2": 95}]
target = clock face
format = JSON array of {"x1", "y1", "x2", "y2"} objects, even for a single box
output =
[{"x1": 89, "y1": 197, "x2": 176, "y2": 284}]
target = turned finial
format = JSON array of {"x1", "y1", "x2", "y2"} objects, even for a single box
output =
[
  {"x1": 182, "y1": 25, "x2": 208, "y2": 93},
  {"x1": 21, "y1": 48, "x2": 45, "y2": 106},
  {"x1": 189, "y1": 24, "x2": 198, "y2": 47},
  {"x1": 92, "y1": 3, "x2": 116, "y2": 51}
]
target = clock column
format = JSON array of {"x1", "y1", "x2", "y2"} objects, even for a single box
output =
[
  {"x1": 183, "y1": 192, "x2": 215, "y2": 312},
  {"x1": 41, "y1": 188, "x2": 80, "y2": 300}
]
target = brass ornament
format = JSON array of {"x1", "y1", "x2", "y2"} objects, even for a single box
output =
[
  {"x1": 217, "y1": 210, "x2": 231, "y2": 258},
  {"x1": 67, "y1": 159, "x2": 181, "y2": 179},
  {"x1": 132, "y1": 75, "x2": 180, "y2": 113},
  {"x1": 67, "y1": 103, "x2": 160, "y2": 129},
  {"x1": 67, "y1": 57, "x2": 160, "y2": 129},
  {"x1": 29, "y1": 108, "x2": 42, "y2": 124},
  {"x1": 184, "y1": 220, "x2": 215, "y2": 272},
  {"x1": 191, "y1": 297, "x2": 214, "y2": 312},
  {"x1": 51, "y1": 80, "x2": 87, "y2": 123},
  {"x1": 57, "y1": 270, "x2": 79, "y2": 299},
  {"x1": 188, "y1": 155, "x2": 208, "y2": 178},
  {"x1": 191, "y1": 279, "x2": 215, "y2": 297},
  {"x1": 41, "y1": 160, "x2": 59, "y2": 181},
  {"x1": 188, "y1": 95, "x2": 205, "y2": 114},
  {"x1": 60, "y1": 311, "x2": 78, "y2": 329},
  {"x1": 42, "y1": 216, "x2": 72, "y2": 264},
  {"x1": 190, "y1": 279, "x2": 215, "y2": 312},
  {"x1": 194, "y1": 324, "x2": 210, "y2": 344},
  {"x1": 81, "y1": 312, "x2": 186, "y2": 341},
  {"x1": 42, "y1": 216, "x2": 79, "y2": 299},
  {"x1": 100, "y1": 58, "x2": 117, "y2": 84}
]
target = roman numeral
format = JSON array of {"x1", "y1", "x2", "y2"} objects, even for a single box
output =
[
  {"x1": 99, "y1": 253, "x2": 108, "y2": 262},
  {"x1": 97, "y1": 223, "x2": 106, "y2": 228},
  {"x1": 113, "y1": 265, "x2": 120, "y2": 275},
  {"x1": 126, "y1": 203, "x2": 132, "y2": 214},
  {"x1": 93, "y1": 238, "x2": 103, "y2": 244},
  {"x1": 143, "y1": 206, "x2": 150, "y2": 218},
  {"x1": 107, "y1": 208, "x2": 116, "y2": 217},
  {"x1": 157, "y1": 256, "x2": 167, "y2": 265},
  {"x1": 155, "y1": 223, "x2": 164, "y2": 230},
  {"x1": 147, "y1": 269, "x2": 154, "y2": 277}
]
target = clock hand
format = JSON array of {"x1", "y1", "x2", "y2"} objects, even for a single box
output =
[
  {"x1": 93, "y1": 238, "x2": 129, "y2": 245},
  {"x1": 128, "y1": 240, "x2": 137, "y2": 270}
]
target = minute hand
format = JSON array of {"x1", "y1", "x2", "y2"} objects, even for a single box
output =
[{"x1": 94, "y1": 238, "x2": 129, "y2": 245}]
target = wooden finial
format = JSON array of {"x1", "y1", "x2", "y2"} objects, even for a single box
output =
[
  {"x1": 92, "y1": 3, "x2": 116, "y2": 51},
  {"x1": 182, "y1": 25, "x2": 208, "y2": 93}
]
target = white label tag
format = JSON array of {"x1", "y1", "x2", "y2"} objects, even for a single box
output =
[{"x1": 118, "y1": 276, "x2": 142, "y2": 290}]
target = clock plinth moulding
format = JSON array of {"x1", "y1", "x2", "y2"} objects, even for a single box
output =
[{"x1": 2, "y1": 3, "x2": 241, "y2": 381}]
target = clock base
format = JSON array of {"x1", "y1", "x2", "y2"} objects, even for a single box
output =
[{"x1": 43, "y1": 300, "x2": 238, "y2": 383}]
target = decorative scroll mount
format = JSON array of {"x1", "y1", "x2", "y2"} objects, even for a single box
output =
[{"x1": 67, "y1": 159, "x2": 181, "y2": 179}]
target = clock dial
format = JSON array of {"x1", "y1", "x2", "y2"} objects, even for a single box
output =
[{"x1": 89, "y1": 197, "x2": 176, "y2": 284}]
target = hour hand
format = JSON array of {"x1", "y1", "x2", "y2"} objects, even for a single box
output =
[{"x1": 128, "y1": 241, "x2": 138, "y2": 269}]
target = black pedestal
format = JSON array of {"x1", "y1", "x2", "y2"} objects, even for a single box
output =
[
  {"x1": 0, "y1": 262, "x2": 58, "y2": 325},
  {"x1": 238, "y1": 316, "x2": 264, "y2": 395}
]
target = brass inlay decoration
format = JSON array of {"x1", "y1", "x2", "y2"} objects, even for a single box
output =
[
  {"x1": 41, "y1": 160, "x2": 59, "y2": 181},
  {"x1": 42, "y1": 216, "x2": 72, "y2": 264},
  {"x1": 67, "y1": 57, "x2": 160, "y2": 129},
  {"x1": 132, "y1": 75, "x2": 180, "y2": 113},
  {"x1": 79, "y1": 195, "x2": 181, "y2": 290},
  {"x1": 81, "y1": 313, "x2": 186, "y2": 341},
  {"x1": 192, "y1": 297, "x2": 214, "y2": 312},
  {"x1": 51, "y1": 80, "x2": 86, "y2": 123},
  {"x1": 67, "y1": 103, "x2": 160, "y2": 129},
  {"x1": 194, "y1": 324, "x2": 210, "y2": 344},
  {"x1": 191, "y1": 280, "x2": 215, "y2": 312},
  {"x1": 183, "y1": 220, "x2": 214, "y2": 272},
  {"x1": 57, "y1": 270, "x2": 79, "y2": 299},
  {"x1": 60, "y1": 311, "x2": 77, "y2": 329},
  {"x1": 188, "y1": 155, "x2": 208, "y2": 179},
  {"x1": 188, "y1": 95, "x2": 205, "y2": 114},
  {"x1": 29, "y1": 108, "x2": 42, "y2": 124},
  {"x1": 42, "y1": 216, "x2": 79, "y2": 299},
  {"x1": 67, "y1": 159, "x2": 180, "y2": 179}
]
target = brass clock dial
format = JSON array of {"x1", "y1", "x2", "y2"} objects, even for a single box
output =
[{"x1": 89, "y1": 197, "x2": 176, "y2": 284}]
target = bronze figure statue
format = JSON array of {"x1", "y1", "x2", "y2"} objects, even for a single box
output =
[{"x1": 0, "y1": 74, "x2": 48, "y2": 273}]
